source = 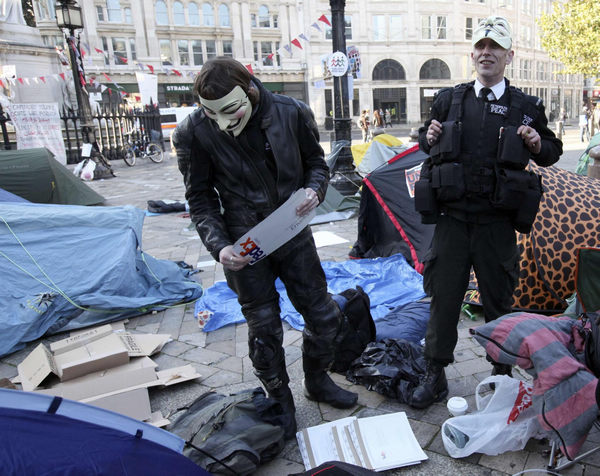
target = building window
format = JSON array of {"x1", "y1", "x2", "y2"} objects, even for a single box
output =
[
  {"x1": 465, "y1": 18, "x2": 473, "y2": 40},
  {"x1": 372, "y1": 59, "x2": 406, "y2": 81},
  {"x1": 419, "y1": 59, "x2": 451, "y2": 79},
  {"x1": 258, "y1": 5, "x2": 270, "y2": 27},
  {"x1": 106, "y1": 0, "x2": 122, "y2": 22},
  {"x1": 202, "y1": 3, "x2": 214, "y2": 26},
  {"x1": 96, "y1": 5, "x2": 104, "y2": 21},
  {"x1": 189, "y1": 2, "x2": 199, "y2": 25},
  {"x1": 372, "y1": 15, "x2": 385, "y2": 41},
  {"x1": 422, "y1": 15, "x2": 446, "y2": 40},
  {"x1": 206, "y1": 39, "x2": 216, "y2": 59},
  {"x1": 124, "y1": 7, "x2": 131, "y2": 23},
  {"x1": 250, "y1": 13, "x2": 256, "y2": 27},
  {"x1": 261, "y1": 42, "x2": 272, "y2": 66},
  {"x1": 325, "y1": 15, "x2": 352, "y2": 40},
  {"x1": 112, "y1": 37, "x2": 127, "y2": 64},
  {"x1": 101, "y1": 37, "x2": 110, "y2": 65},
  {"x1": 155, "y1": 0, "x2": 168, "y2": 25},
  {"x1": 218, "y1": 4, "x2": 229, "y2": 27},
  {"x1": 273, "y1": 14, "x2": 278, "y2": 28},
  {"x1": 390, "y1": 15, "x2": 402, "y2": 41},
  {"x1": 222, "y1": 40, "x2": 233, "y2": 57},
  {"x1": 173, "y1": 1, "x2": 185, "y2": 25},
  {"x1": 129, "y1": 38, "x2": 137, "y2": 61},
  {"x1": 178, "y1": 40, "x2": 189, "y2": 65},
  {"x1": 160, "y1": 39, "x2": 172, "y2": 65},
  {"x1": 191, "y1": 40, "x2": 203, "y2": 65}
]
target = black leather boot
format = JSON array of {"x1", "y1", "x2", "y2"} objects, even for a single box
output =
[
  {"x1": 491, "y1": 363, "x2": 513, "y2": 377},
  {"x1": 268, "y1": 384, "x2": 297, "y2": 440},
  {"x1": 409, "y1": 359, "x2": 448, "y2": 409},
  {"x1": 303, "y1": 355, "x2": 358, "y2": 409}
]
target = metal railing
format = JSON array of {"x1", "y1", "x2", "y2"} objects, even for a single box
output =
[{"x1": 0, "y1": 103, "x2": 164, "y2": 164}]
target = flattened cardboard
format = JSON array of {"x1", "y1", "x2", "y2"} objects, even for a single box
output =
[
  {"x1": 17, "y1": 344, "x2": 59, "y2": 391},
  {"x1": 53, "y1": 333, "x2": 129, "y2": 381},
  {"x1": 118, "y1": 333, "x2": 171, "y2": 357},
  {"x1": 49, "y1": 324, "x2": 114, "y2": 355},
  {"x1": 87, "y1": 387, "x2": 152, "y2": 421},
  {"x1": 36, "y1": 356, "x2": 158, "y2": 401}
]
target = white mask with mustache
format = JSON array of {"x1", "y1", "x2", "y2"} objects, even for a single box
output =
[{"x1": 200, "y1": 85, "x2": 253, "y2": 137}]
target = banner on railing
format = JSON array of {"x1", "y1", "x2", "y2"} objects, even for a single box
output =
[{"x1": 6, "y1": 103, "x2": 67, "y2": 164}]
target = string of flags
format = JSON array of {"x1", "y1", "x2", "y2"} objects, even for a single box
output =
[{"x1": 0, "y1": 12, "x2": 335, "y2": 94}]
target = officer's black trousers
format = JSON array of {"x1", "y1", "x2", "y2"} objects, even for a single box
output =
[
  {"x1": 423, "y1": 215, "x2": 519, "y2": 365},
  {"x1": 224, "y1": 227, "x2": 341, "y2": 390}
]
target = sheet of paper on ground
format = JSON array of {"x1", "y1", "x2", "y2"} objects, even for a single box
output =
[{"x1": 297, "y1": 412, "x2": 427, "y2": 471}]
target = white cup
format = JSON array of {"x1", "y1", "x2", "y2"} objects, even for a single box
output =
[{"x1": 447, "y1": 397, "x2": 468, "y2": 416}]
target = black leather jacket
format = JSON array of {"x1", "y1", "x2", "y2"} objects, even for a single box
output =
[{"x1": 173, "y1": 78, "x2": 329, "y2": 260}]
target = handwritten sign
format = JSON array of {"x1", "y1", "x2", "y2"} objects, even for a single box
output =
[
  {"x1": 7, "y1": 103, "x2": 67, "y2": 164},
  {"x1": 233, "y1": 189, "x2": 317, "y2": 265}
]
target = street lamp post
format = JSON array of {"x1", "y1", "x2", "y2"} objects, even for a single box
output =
[
  {"x1": 56, "y1": 0, "x2": 97, "y2": 150},
  {"x1": 328, "y1": 0, "x2": 361, "y2": 196}
]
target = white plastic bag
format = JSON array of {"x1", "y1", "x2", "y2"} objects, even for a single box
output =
[{"x1": 441, "y1": 375, "x2": 545, "y2": 458}]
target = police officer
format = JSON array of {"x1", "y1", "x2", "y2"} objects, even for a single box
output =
[{"x1": 411, "y1": 17, "x2": 562, "y2": 409}]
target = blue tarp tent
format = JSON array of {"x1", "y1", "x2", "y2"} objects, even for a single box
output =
[
  {"x1": 0, "y1": 202, "x2": 203, "y2": 356},
  {"x1": 195, "y1": 253, "x2": 426, "y2": 332},
  {"x1": 0, "y1": 388, "x2": 208, "y2": 475}
]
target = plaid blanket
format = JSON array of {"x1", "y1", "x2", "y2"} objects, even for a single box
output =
[{"x1": 470, "y1": 312, "x2": 598, "y2": 459}]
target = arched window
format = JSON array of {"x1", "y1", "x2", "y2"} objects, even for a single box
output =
[
  {"x1": 258, "y1": 5, "x2": 269, "y2": 28},
  {"x1": 202, "y1": 3, "x2": 214, "y2": 26},
  {"x1": 419, "y1": 59, "x2": 451, "y2": 79},
  {"x1": 188, "y1": 2, "x2": 199, "y2": 25},
  {"x1": 372, "y1": 59, "x2": 406, "y2": 81},
  {"x1": 218, "y1": 4, "x2": 229, "y2": 27},
  {"x1": 173, "y1": 1, "x2": 185, "y2": 25},
  {"x1": 155, "y1": 0, "x2": 168, "y2": 25},
  {"x1": 106, "y1": 0, "x2": 122, "y2": 22}
]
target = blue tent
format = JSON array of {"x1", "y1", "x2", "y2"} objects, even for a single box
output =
[
  {"x1": 0, "y1": 388, "x2": 208, "y2": 475},
  {"x1": 0, "y1": 202, "x2": 203, "y2": 356}
]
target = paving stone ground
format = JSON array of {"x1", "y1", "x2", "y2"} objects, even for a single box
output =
[{"x1": 1, "y1": 126, "x2": 595, "y2": 475}]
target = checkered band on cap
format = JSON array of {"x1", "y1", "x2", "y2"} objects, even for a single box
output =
[{"x1": 472, "y1": 16, "x2": 512, "y2": 50}]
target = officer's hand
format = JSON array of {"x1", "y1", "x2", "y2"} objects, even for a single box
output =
[
  {"x1": 219, "y1": 245, "x2": 251, "y2": 271},
  {"x1": 296, "y1": 188, "x2": 319, "y2": 217},
  {"x1": 518, "y1": 125, "x2": 542, "y2": 155},
  {"x1": 426, "y1": 120, "x2": 442, "y2": 146}
]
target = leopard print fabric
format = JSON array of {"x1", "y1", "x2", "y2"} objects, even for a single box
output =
[{"x1": 468, "y1": 164, "x2": 600, "y2": 312}]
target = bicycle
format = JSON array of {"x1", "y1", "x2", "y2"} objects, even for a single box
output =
[{"x1": 123, "y1": 132, "x2": 164, "y2": 166}]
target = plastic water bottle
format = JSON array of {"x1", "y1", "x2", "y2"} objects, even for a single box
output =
[{"x1": 444, "y1": 424, "x2": 470, "y2": 449}]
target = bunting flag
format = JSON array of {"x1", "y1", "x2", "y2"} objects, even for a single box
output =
[
  {"x1": 291, "y1": 38, "x2": 302, "y2": 49},
  {"x1": 267, "y1": 53, "x2": 274, "y2": 60},
  {"x1": 283, "y1": 44, "x2": 292, "y2": 55},
  {"x1": 94, "y1": 47, "x2": 104, "y2": 54},
  {"x1": 0, "y1": 79, "x2": 4, "y2": 89},
  {"x1": 17, "y1": 78, "x2": 24, "y2": 85},
  {"x1": 172, "y1": 69, "x2": 182, "y2": 76},
  {"x1": 40, "y1": 76, "x2": 45, "y2": 83},
  {"x1": 299, "y1": 33, "x2": 309, "y2": 42},
  {"x1": 311, "y1": 22, "x2": 321, "y2": 32},
  {"x1": 245, "y1": 64, "x2": 253, "y2": 75},
  {"x1": 147, "y1": 64, "x2": 154, "y2": 74},
  {"x1": 59, "y1": 73, "x2": 66, "y2": 81},
  {"x1": 102, "y1": 72, "x2": 112, "y2": 82},
  {"x1": 318, "y1": 14, "x2": 331, "y2": 26}
]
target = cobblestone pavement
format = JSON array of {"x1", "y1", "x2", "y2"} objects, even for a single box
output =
[{"x1": 1, "y1": 130, "x2": 596, "y2": 475}]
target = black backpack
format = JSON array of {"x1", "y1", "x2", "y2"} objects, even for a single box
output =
[{"x1": 332, "y1": 286, "x2": 376, "y2": 373}]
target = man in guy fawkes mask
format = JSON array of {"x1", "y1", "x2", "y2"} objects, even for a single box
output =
[{"x1": 173, "y1": 57, "x2": 357, "y2": 439}]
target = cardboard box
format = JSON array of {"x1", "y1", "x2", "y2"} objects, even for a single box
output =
[
  {"x1": 118, "y1": 333, "x2": 171, "y2": 357},
  {"x1": 49, "y1": 324, "x2": 114, "y2": 355},
  {"x1": 18, "y1": 333, "x2": 130, "y2": 391}
]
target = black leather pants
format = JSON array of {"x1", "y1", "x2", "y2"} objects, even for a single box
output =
[{"x1": 224, "y1": 227, "x2": 342, "y2": 387}]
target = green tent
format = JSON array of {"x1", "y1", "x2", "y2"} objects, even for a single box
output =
[{"x1": 0, "y1": 148, "x2": 104, "y2": 205}]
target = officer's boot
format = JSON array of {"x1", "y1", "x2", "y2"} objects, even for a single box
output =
[
  {"x1": 302, "y1": 354, "x2": 358, "y2": 409},
  {"x1": 409, "y1": 359, "x2": 448, "y2": 409}
]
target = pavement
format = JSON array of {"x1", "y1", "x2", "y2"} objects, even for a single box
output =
[{"x1": 0, "y1": 124, "x2": 597, "y2": 475}]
